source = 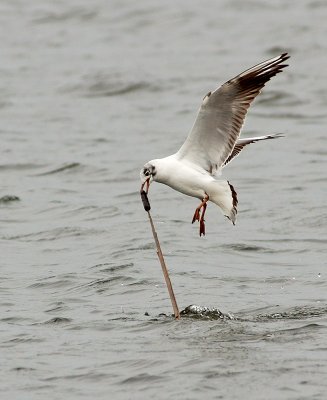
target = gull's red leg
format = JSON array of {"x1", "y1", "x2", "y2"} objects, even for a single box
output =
[
  {"x1": 199, "y1": 202, "x2": 207, "y2": 236},
  {"x1": 192, "y1": 207, "x2": 201, "y2": 223},
  {"x1": 192, "y1": 194, "x2": 209, "y2": 236}
]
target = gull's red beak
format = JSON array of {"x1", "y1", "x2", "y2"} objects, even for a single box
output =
[{"x1": 140, "y1": 177, "x2": 150, "y2": 194}]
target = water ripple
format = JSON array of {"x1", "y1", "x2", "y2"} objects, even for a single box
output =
[
  {"x1": 7, "y1": 227, "x2": 106, "y2": 242},
  {"x1": 0, "y1": 195, "x2": 20, "y2": 204},
  {"x1": 41, "y1": 317, "x2": 72, "y2": 325},
  {"x1": 239, "y1": 305, "x2": 327, "y2": 322},
  {"x1": 34, "y1": 7, "x2": 97, "y2": 24},
  {"x1": 37, "y1": 162, "x2": 81, "y2": 176},
  {"x1": 62, "y1": 74, "x2": 162, "y2": 98}
]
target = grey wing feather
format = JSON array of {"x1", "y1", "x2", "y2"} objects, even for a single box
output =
[{"x1": 222, "y1": 133, "x2": 284, "y2": 167}]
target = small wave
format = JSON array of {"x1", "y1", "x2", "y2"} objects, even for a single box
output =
[
  {"x1": 11, "y1": 367, "x2": 36, "y2": 372},
  {"x1": 71, "y1": 275, "x2": 135, "y2": 294},
  {"x1": 8, "y1": 226, "x2": 104, "y2": 242},
  {"x1": 0, "y1": 195, "x2": 20, "y2": 204},
  {"x1": 61, "y1": 205, "x2": 120, "y2": 221},
  {"x1": 84, "y1": 278, "x2": 113, "y2": 294},
  {"x1": 1, "y1": 316, "x2": 33, "y2": 323},
  {"x1": 222, "y1": 243, "x2": 272, "y2": 253},
  {"x1": 90, "y1": 262, "x2": 134, "y2": 273},
  {"x1": 28, "y1": 278, "x2": 74, "y2": 289},
  {"x1": 37, "y1": 162, "x2": 81, "y2": 176},
  {"x1": 120, "y1": 372, "x2": 164, "y2": 385},
  {"x1": 41, "y1": 317, "x2": 72, "y2": 325},
  {"x1": 62, "y1": 73, "x2": 161, "y2": 98},
  {"x1": 259, "y1": 323, "x2": 325, "y2": 344},
  {"x1": 4, "y1": 335, "x2": 43, "y2": 344},
  {"x1": 88, "y1": 81, "x2": 153, "y2": 97},
  {"x1": 126, "y1": 243, "x2": 156, "y2": 251},
  {"x1": 0, "y1": 163, "x2": 44, "y2": 171},
  {"x1": 240, "y1": 305, "x2": 327, "y2": 322},
  {"x1": 43, "y1": 371, "x2": 109, "y2": 382},
  {"x1": 45, "y1": 302, "x2": 68, "y2": 313},
  {"x1": 34, "y1": 7, "x2": 97, "y2": 24}
]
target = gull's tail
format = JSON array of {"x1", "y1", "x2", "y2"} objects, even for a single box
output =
[{"x1": 206, "y1": 180, "x2": 238, "y2": 224}]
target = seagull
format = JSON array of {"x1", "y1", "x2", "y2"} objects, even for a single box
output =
[{"x1": 140, "y1": 53, "x2": 289, "y2": 236}]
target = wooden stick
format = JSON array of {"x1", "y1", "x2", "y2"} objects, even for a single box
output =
[
  {"x1": 140, "y1": 190, "x2": 180, "y2": 319},
  {"x1": 147, "y1": 211, "x2": 180, "y2": 319}
]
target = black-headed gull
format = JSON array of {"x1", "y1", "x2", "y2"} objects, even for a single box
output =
[{"x1": 140, "y1": 53, "x2": 289, "y2": 236}]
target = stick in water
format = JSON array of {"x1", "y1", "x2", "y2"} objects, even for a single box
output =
[{"x1": 140, "y1": 190, "x2": 180, "y2": 319}]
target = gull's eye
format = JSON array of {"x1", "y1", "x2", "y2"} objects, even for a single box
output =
[{"x1": 144, "y1": 169, "x2": 150, "y2": 176}]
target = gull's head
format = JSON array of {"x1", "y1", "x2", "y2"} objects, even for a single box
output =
[
  {"x1": 140, "y1": 161, "x2": 157, "y2": 184},
  {"x1": 140, "y1": 161, "x2": 158, "y2": 193}
]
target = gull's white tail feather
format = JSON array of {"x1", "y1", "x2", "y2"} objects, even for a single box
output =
[{"x1": 206, "y1": 180, "x2": 238, "y2": 224}]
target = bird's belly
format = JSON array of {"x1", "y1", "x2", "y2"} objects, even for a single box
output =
[{"x1": 163, "y1": 172, "x2": 207, "y2": 200}]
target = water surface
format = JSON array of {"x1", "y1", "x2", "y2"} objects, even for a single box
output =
[{"x1": 1, "y1": 1, "x2": 327, "y2": 399}]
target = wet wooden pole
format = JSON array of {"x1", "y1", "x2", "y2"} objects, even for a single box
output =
[{"x1": 140, "y1": 190, "x2": 180, "y2": 319}]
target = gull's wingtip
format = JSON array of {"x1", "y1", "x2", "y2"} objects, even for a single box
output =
[
  {"x1": 271, "y1": 133, "x2": 285, "y2": 138},
  {"x1": 279, "y1": 52, "x2": 290, "y2": 61},
  {"x1": 276, "y1": 52, "x2": 290, "y2": 66}
]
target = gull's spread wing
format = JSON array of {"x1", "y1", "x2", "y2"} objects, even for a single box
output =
[{"x1": 176, "y1": 53, "x2": 289, "y2": 173}]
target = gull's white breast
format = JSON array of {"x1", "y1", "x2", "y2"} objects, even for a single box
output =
[{"x1": 153, "y1": 155, "x2": 213, "y2": 200}]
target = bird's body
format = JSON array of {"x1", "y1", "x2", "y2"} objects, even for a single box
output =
[
  {"x1": 140, "y1": 53, "x2": 289, "y2": 235},
  {"x1": 148, "y1": 155, "x2": 209, "y2": 200},
  {"x1": 147, "y1": 155, "x2": 238, "y2": 223}
]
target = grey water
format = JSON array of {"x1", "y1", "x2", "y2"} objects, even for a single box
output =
[{"x1": 1, "y1": 0, "x2": 327, "y2": 399}]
